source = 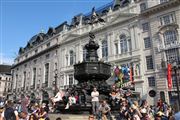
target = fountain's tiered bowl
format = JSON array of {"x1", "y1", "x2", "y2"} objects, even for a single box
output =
[{"x1": 74, "y1": 61, "x2": 111, "y2": 83}]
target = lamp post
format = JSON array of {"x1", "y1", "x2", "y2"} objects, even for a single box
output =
[
  {"x1": 171, "y1": 61, "x2": 180, "y2": 110},
  {"x1": 54, "y1": 69, "x2": 58, "y2": 96}
]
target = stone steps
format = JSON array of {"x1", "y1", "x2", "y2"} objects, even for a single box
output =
[
  {"x1": 49, "y1": 114, "x2": 89, "y2": 120},
  {"x1": 48, "y1": 113, "x2": 117, "y2": 120}
]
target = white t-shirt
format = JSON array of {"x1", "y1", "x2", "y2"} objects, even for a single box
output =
[{"x1": 91, "y1": 91, "x2": 99, "y2": 102}]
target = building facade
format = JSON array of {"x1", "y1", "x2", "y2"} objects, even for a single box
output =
[
  {"x1": 0, "y1": 65, "x2": 12, "y2": 98},
  {"x1": 11, "y1": 0, "x2": 180, "y2": 105}
]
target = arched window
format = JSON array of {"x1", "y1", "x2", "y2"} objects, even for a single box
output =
[
  {"x1": 163, "y1": 30, "x2": 177, "y2": 46},
  {"x1": 102, "y1": 40, "x2": 108, "y2": 59},
  {"x1": 83, "y1": 46, "x2": 87, "y2": 61},
  {"x1": 120, "y1": 34, "x2": 128, "y2": 53},
  {"x1": 70, "y1": 50, "x2": 74, "y2": 65}
]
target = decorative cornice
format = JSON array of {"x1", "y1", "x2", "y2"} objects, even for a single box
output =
[
  {"x1": 60, "y1": 14, "x2": 138, "y2": 46},
  {"x1": 12, "y1": 44, "x2": 60, "y2": 69},
  {"x1": 158, "y1": 23, "x2": 179, "y2": 34},
  {"x1": 141, "y1": 0, "x2": 180, "y2": 16}
]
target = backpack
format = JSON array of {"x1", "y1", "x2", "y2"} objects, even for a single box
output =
[{"x1": 4, "y1": 107, "x2": 16, "y2": 120}]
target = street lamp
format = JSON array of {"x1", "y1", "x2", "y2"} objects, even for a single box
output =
[
  {"x1": 171, "y1": 61, "x2": 180, "y2": 110},
  {"x1": 54, "y1": 69, "x2": 58, "y2": 96}
]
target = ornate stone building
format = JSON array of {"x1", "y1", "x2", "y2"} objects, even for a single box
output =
[
  {"x1": 0, "y1": 65, "x2": 12, "y2": 98},
  {"x1": 11, "y1": 0, "x2": 180, "y2": 105}
]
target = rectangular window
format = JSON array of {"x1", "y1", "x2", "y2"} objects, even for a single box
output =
[
  {"x1": 35, "y1": 49, "x2": 38, "y2": 54},
  {"x1": 160, "y1": 0, "x2": 168, "y2": 4},
  {"x1": 146, "y1": 55, "x2": 154, "y2": 69},
  {"x1": 160, "y1": 13, "x2": 175, "y2": 26},
  {"x1": 142, "y1": 22, "x2": 149, "y2": 32},
  {"x1": 69, "y1": 74, "x2": 73, "y2": 87},
  {"x1": 140, "y1": 3, "x2": 147, "y2": 12},
  {"x1": 102, "y1": 40, "x2": 108, "y2": 61},
  {"x1": 172, "y1": 75, "x2": 180, "y2": 88},
  {"x1": 25, "y1": 54, "x2": 28, "y2": 58},
  {"x1": 144, "y1": 37, "x2": 151, "y2": 48},
  {"x1": 70, "y1": 51, "x2": 74, "y2": 65},
  {"x1": 15, "y1": 74, "x2": 18, "y2": 89},
  {"x1": 83, "y1": 47, "x2": 87, "y2": 61},
  {"x1": 66, "y1": 55, "x2": 68, "y2": 66},
  {"x1": 165, "y1": 48, "x2": 179, "y2": 63},
  {"x1": 45, "y1": 63, "x2": 49, "y2": 87},
  {"x1": 23, "y1": 71, "x2": 26, "y2": 88},
  {"x1": 33, "y1": 68, "x2": 36, "y2": 88},
  {"x1": 148, "y1": 77, "x2": 155, "y2": 87},
  {"x1": 115, "y1": 43, "x2": 118, "y2": 54},
  {"x1": 46, "y1": 54, "x2": 50, "y2": 59},
  {"x1": 46, "y1": 42, "x2": 50, "y2": 47}
]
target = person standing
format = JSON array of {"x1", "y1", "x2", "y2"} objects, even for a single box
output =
[
  {"x1": 91, "y1": 87, "x2": 99, "y2": 116},
  {"x1": 1, "y1": 100, "x2": 19, "y2": 120},
  {"x1": 21, "y1": 94, "x2": 29, "y2": 113},
  {"x1": 98, "y1": 100, "x2": 112, "y2": 120}
]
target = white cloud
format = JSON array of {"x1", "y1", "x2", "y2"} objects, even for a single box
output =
[{"x1": 0, "y1": 53, "x2": 14, "y2": 65}]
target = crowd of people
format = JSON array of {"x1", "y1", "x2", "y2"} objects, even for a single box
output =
[
  {"x1": 0, "y1": 85, "x2": 179, "y2": 120},
  {"x1": 49, "y1": 85, "x2": 180, "y2": 120},
  {"x1": 89, "y1": 85, "x2": 180, "y2": 120},
  {"x1": 0, "y1": 95, "x2": 62, "y2": 120}
]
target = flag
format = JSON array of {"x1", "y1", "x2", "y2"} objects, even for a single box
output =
[
  {"x1": 130, "y1": 67, "x2": 133, "y2": 82},
  {"x1": 167, "y1": 63, "x2": 172, "y2": 90}
]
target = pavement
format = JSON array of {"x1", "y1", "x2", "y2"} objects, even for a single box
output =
[
  {"x1": 48, "y1": 113, "x2": 117, "y2": 120},
  {"x1": 48, "y1": 113, "x2": 89, "y2": 120}
]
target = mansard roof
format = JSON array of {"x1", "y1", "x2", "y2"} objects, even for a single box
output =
[
  {"x1": 55, "y1": 21, "x2": 68, "y2": 33},
  {"x1": 47, "y1": 27, "x2": 56, "y2": 36},
  {"x1": 84, "y1": 1, "x2": 113, "y2": 17},
  {"x1": 0, "y1": 65, "x2": 11, "y2": 74},
  {"x1": 18, "y1": 0, "x2": 133, "y2": 55},
  {"x1": 18, "y1": 47, "x2": 25, "y2": 55}
]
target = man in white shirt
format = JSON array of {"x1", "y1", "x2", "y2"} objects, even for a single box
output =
[{"x1": 91, "y1": 87, "x2": 99, "y2": 116}]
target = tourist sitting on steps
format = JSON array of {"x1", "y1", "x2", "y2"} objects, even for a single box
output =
[
  {"x1": 65, "y1": 94, "x2": 76, "y2": 109},
  {"x1": 51, "y1": 90, "x2": 64, "y2": 106}
]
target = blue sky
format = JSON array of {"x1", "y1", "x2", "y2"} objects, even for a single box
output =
[{"x1": 0, "y1": 0, "x2": 112, "y2": 65}]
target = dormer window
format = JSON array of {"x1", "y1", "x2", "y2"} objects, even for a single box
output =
[
  {"x1": 27, "y1": 42, "x2": 33, "y2": 48},
  {"x1": 140, "y1": 3, "x2": 147, "y2": 12},
  {"x1": 47, "y1": 27, "x2": 56, "y2": 36},
  {"x1": 36, "y1": 35, "x2": 43, "y2": 42},
  {"x1": 18, "y1": 47, "x2": 24, "y2": 55}
]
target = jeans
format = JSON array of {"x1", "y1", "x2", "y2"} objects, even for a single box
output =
[{"x1": 92, "y1": 101, "x2": 99, "y2": 115}]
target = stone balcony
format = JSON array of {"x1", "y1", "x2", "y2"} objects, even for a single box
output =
[{"x1": 157, "y1": 41, "x2": 180, "y2": 52}]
